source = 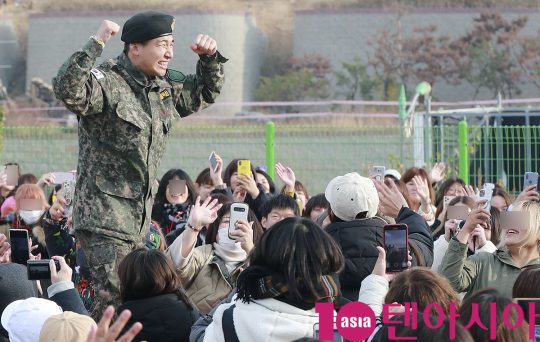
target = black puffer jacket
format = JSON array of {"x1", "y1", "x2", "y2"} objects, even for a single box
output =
[
  {"x1": 326, "y1": 207, "x2": 434, "y2": 301},
  {"x1": 118, "y1": 292, "x2": 199, "y2": 342}
]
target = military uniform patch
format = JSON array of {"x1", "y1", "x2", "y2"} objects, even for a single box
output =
[
  {"x1": 160, "y1": 89, "x2": 171, "y2": 100},
  {"x1": 90, "y1": 68, "x2": 105, "y2": 80},
  {"x1": 165, "y1": 69, "x2": 186, "y2": 82}
]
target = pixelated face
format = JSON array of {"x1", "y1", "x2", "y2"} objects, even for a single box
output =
[{"x1": 134, "y1": 36, "x2": 174, "y2": 77}]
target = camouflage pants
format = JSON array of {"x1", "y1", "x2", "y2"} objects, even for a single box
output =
[{"x1": 76, "y1": 230, "x2": 141, "y2": 321}]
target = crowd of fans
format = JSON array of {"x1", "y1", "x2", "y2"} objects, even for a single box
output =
[{"x1": 0, "y1": 155, "x2": 539, "y2": 342}]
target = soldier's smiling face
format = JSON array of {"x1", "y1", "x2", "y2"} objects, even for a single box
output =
[{"x1": 130, "y1": 35, "x2": 174, "y2": 77}]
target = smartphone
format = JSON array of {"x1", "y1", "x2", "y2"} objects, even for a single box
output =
[
  {"x1": 5, "y1": 164, "x2": 18, "y2": 187},
  {"x1": 209, "y1": 152, "x2": 218, "y2": 173},
  {"x1": 62, "y1": 180, "x2": 76, "y2": 217},
  {"x1": 371, "y1": 166, "x2": 386, "y2": 182},
  {"x1": 9, "y1": 229, "x2": 29, "y2": 265},
  {"x1": 237, "y1": 160, "x2": 251, "y2": 178},
  {"x1": 384, "y1": 224, "x2": 408, "y2": 273},
  {"x1": 479, "y1": 183, "x2": 495, "y2": 211},
  {"x1": 313, "y1": 323, "x2": 344, "y2": 342},
  {"x1": 27, "y1": 259, "x2": 60, "y2": 280},
  {"x1": 523, "y1": 172, "x2": 539, "y2": 192},
  {"x1": 168, "y1": 179, "x2": 187, "y2": 196},
  {"x1": 443, "y1": 196, "x2": 455, "y2": 210},
  {"x1": 228, "y1": 202, "x2": 249, "y2": 239},
  {"x1": 447, "y1": 206, "x2": 470, "y2": 220},
  {"x1": 51, "y1": 171, "x2": 76, "y2": 185}
]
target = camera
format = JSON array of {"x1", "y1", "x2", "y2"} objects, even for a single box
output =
[{"x1": 27, "y1": 259, "x2": 60, "y2": 280}]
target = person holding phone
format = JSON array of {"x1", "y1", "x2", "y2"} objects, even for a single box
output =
[
  {"x1": 440, "y1": 200, "x2": 540, "y2": 300},
  {"x1": 325, "y1": 173, "x2": 433, "y2": 301},
  {"x1": 11, "y1": 184, "x2": 50, "y2": 260},
  {"x1": 151, "y1": 169, "x2": 198, "y2": 246},
  {"x1": 213, "y1": 158, "x2": 270, "y2": 220},
  {"x1": 431, "y1": 197, "x2": 501, "y2": 273},
  {"x1": 166, "y1": 199, "x2": 263, "y2": 314},
  {"x1": 52, "y1": 11, "x2": 227, "y2": 320},
  {"x1": 202, "y1": 217, "x2": 346, "y2": 342}
]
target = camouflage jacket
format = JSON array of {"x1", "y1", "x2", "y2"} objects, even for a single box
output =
[{"x1": 52, "y1": 38, "x2": 226, "y2": 242}]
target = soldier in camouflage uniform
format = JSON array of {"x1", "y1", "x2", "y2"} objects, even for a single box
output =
[{"x1": 52, "y1": 11, "x2": 226, "y2": 320}]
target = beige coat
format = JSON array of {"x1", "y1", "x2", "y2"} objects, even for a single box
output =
[{"x1": 167, "y1": 240, "x2": 242, "y2": 314}]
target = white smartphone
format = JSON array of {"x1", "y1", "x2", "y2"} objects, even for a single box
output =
[
  {"x1": 371, "y1": 166, "x2": 386, "y2": 182},
  {"x1": 479, "y1": 183, "x2": 495, "y2": 211},
  {"x1": 228, "y1": 202, "x2": 249, "y2": 239},
  {"x1": 51, "y1": 171, "x2": 76, "y2": 185}
]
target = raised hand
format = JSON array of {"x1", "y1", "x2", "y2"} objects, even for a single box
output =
[
  {"x1": 0, "y1": 234, "x2": 10, "y2": 264},
  {"x1": 209, "y1": 151, "x2": 224, "y2": 185},
  {"x1": 275, "y1": 163, "x2": 296, "y2": 190},
  {"x1": 49, "y1": 197, "x2": 67, "y2": 221},
  {"x1": 374, "y1": 180, "x2": 409, "y2": 218},
  {"x1": 190, "y1": 34, "x2": 217, "y2": 55},
  {"x1": 236, "y1": 174, "x2": 260, "y2": 199},
  {"x1": 412, "y1": 175, "x2": 430, "y2": 203},
  {"x1": 515, "y1": 184, "x2": 540, "y2": 203},
  {"x1": 429, "y1": 162, "x2": 446, "y2": 183},
  {"x1": 229, "y1": 219, "x2": 254, "y2": 254},
  {"x1": 187, "y1": 196, "x2": 222, "y2": 229},
  {"x1": 95, "y1": 20, "x2": 120, "y2": 44},
  {"x1": 86, "y1": 306, "x2": 142, "y2": 342},
  {"x1": 37, "y1": 173, "x2": 55, "y2": 188}
]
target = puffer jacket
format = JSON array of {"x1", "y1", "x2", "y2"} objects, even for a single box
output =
[
  {"x1": 326, "y1": 207, "x2": 433, "y2": 301},
  {"x1": 166, "y1": 237, "x2": 243, "y2": 314}
]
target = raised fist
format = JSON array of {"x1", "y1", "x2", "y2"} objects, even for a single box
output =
[
  {"x1": 190, "y1": 34, "x2": 217, "y2": 56},
  {"x1": 95, "y1": 20, "x2": 120, "y2": 44}
]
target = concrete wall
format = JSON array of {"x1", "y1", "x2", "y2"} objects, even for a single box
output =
[
  {"x1": 293, "y1": 8, "x2": 540, "y2": 101},
  {"x1": 0, "y1": 20, "x2": 19, "y2": 90},
  {"x1": 26, "y1": 10, "x2": 267, "y2": 114}
]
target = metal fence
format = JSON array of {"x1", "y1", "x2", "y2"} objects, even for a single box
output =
[{"x1": 2, "y1": 101, "x2": 540, "y2": 194}]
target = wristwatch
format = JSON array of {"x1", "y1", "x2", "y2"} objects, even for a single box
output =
[
  {"x1": 89, "y1": 35, "x2": 105, "y2": 48},
  {"x1": 214, "y1": 183, "x2": 227, "y2": 190}
]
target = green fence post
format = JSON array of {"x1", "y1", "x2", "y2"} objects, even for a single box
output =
[
  {"x1": 398, "y1": 85, "x2": 406, "y2": 165},
  {"x1": 458, "y1": 120, "x2": 469, "y2": 185},
  {"x1": 266, "y1": 121, "x2": 275, "y2": 180}
]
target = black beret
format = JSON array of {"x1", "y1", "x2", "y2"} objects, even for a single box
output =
[{"x1": 121, "y1": 11, "x2": 175, "y2": 43}]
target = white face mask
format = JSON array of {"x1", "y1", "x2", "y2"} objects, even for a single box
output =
[
  {"x1": 19, "y1": 210, "x2": 43, "y2": 225},
  {"x1": 217, "y1": 228, "x2": 239, "y2": 247}
]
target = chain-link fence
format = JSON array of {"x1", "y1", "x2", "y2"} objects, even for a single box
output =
[{"x1": 3, "y1": 104, "x2": 540, "y2": 194}]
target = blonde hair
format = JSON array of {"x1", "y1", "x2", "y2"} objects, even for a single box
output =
[
  {"x1": 498, "y1": 200, "x2": 540, "y2": 250},
  {"x1": 14, "y1": 184, "x2": 49, "y2": 212}
]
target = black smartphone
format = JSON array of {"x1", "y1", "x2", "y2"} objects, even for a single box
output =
[
  {"x1": 9, "y1": 229, "x2": 29, "y2": 265},
  {"x1": 27, "y1": 259, "x2": 60, "y2": 280},
  {"x1": 384, "y1": 224, "x2": 409, "y2": 273}
]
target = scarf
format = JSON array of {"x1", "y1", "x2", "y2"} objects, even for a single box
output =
[
  {"x1": 236, "y1": 265, "x2": 344, "y2": 311},
  {"x1": 213, "y1": 242, "x2": 247, "y2": 272}
]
